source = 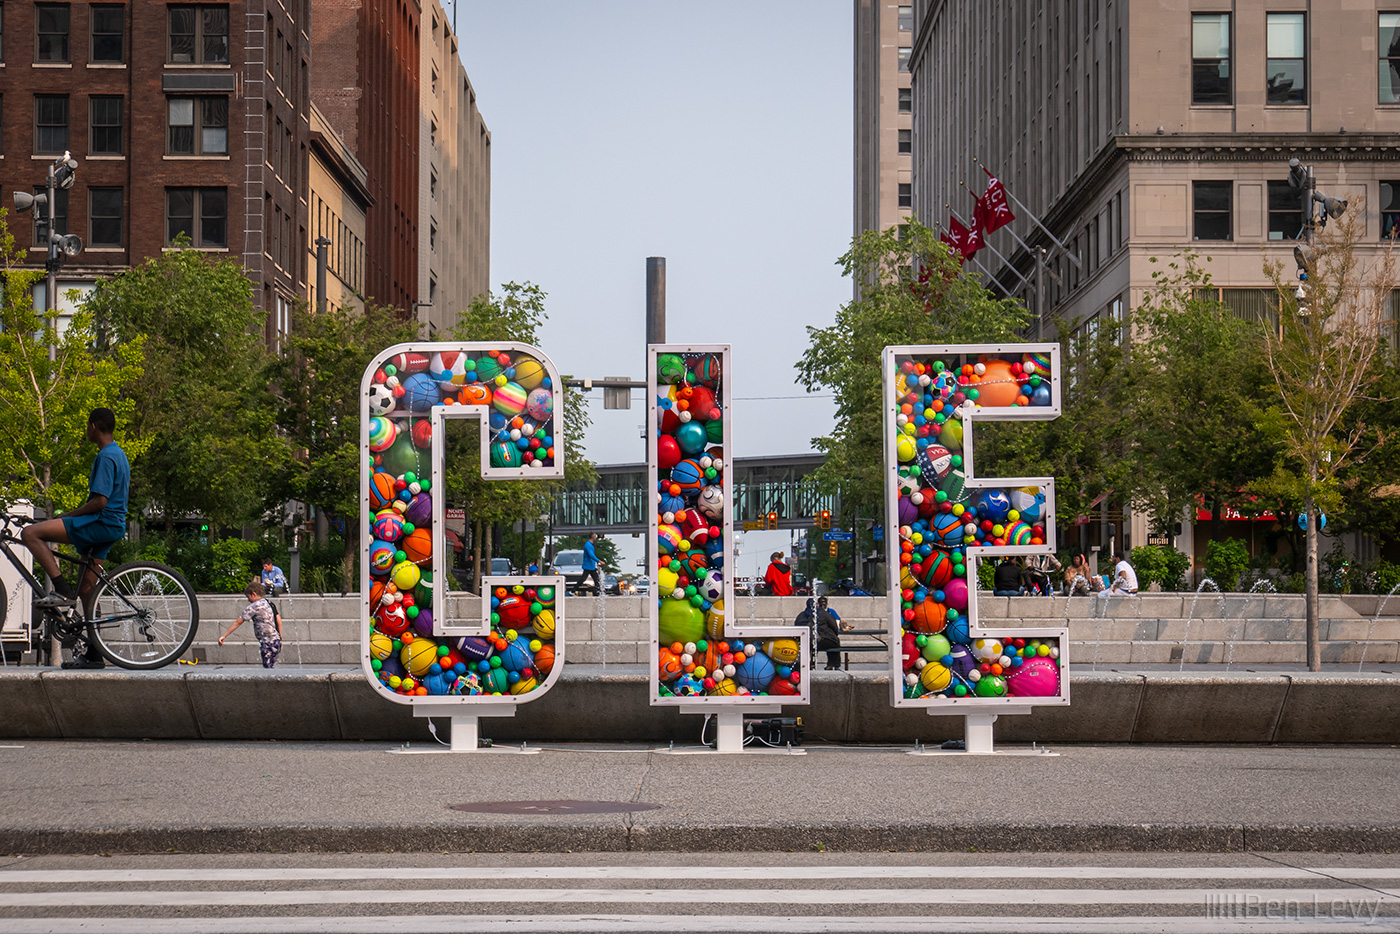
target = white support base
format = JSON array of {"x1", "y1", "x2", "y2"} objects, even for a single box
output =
[
  {"x1": 907, "y1": 707, "x2": 1059, "y2": 757},
  {"x1": 387, "y1": 703, "x2": 541, "y2": 755},
  {"x1": 656, "y1": 707, "x2": 807, "y2": 756}
]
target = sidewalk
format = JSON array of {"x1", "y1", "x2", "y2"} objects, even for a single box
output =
[{"x1": 0, "y1": 740, "x2": 1397, "y2": 855}]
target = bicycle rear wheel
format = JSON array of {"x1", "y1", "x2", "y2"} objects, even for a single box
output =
[{"x1": 88, "y1": 562, "x2": 199, "y2": 669}]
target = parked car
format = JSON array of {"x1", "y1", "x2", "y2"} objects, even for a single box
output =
[
  {"x1": 491, "y1": 557, "x2": 514, "y2": 576},
  {"x1": 604, "y1": 574, "x2": 622, "y2": 595},
  {"x1": 634, "y1": 576, "x2": 650, "y2": 595},
  {"x1": 553, "y1": 549, "x2": 589, "y2": 593}
]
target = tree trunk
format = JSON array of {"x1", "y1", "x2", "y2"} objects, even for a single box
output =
[{"x1": 1305, "y1": 495, "x2": 1321, "y2": 671}]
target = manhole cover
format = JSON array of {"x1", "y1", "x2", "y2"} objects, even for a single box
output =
[{"x1": 449, "y1": 800, "x2": 662, "y2": 815}]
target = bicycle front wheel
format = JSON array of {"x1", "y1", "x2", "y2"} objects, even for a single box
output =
[{"x1": 89, "y1": 562, "x2": 199, "y2": 669}]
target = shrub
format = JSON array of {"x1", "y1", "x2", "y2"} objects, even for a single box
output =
[
  {"x1": 1128, "y1": 545, "x2": 1191, "y2": 591},
  {"x1": 1374, "y1": 561, "x2": 1400, "y2": 597},
  {"x1": 1203, "y1": 539, "x2": 1250, "y2": 591}
]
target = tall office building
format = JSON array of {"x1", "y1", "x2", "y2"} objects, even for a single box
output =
[
  {"x1": 909, "y1": 1, "x2": 1400, "y2": 558},
  {"x1": 853, "y1": 1, "x2": 914, "y2": 240},
  {"x1": 417, "y1": 0, "x2": 491, "y2": 335},
  {"x1": 0, "y1": 0, "x2": 311, "y2": 345}
]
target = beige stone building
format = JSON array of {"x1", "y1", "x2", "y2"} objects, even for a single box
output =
[
  {"x1": 854, "y1": 1, "x2": 915, "y2": 241},
  {"x1": 418, "y1": 0, "x2": 492, "y2": 336},
  {"x1": 308, "y1": 105, "x2": 371, "y2": 315}
]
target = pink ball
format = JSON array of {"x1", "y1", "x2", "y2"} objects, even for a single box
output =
[
  {"x1": 942, "y1": 577, "x2": 969, "y2": 612},
  {"x1": 1006, "y1": 656, "x2": 1061, "y2": 697}
]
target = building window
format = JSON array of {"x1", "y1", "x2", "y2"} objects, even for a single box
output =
[
  {"x1": 897, "y1": 128, "x2": 911, "y2": 154},
  {"x1": 1266, "y1": 12, "x2": 1306, "y2": 104},
  {"x1": 1191, "y1": 13, "x2": 1230, "y2": 104},
  {"x1": 430, "y1": 120, "x2": 438, "y2": 147},
  {"x1": 898, "y1": 86, "x2": 911, "y2": 113},
  {"x1": 90, "y1": 96, "x2": 122, "y2": 154},
  {"x1": 1382, "y1": 14, "x2": 1400, "y2": 103},
  {"x1": 35, "y1": 4, "x2": 69, "y2": 63},
  {"x1": 897, "y1": 46, "x2": 911, "y2": 72},
  {"x1": 167, "y1": 97, "x2": 228, "y2": 155},
  {"x1": 898, "y1": 182, "x2": 912, "y2": 209},
  {"x1": 32, "y1": 185, "x2": 68, "y2": 245},
  {"x1": 1193, "y1": 181, "x2": 1231, "y2": 241},
  {"x1": 166, "y1": 187, "x2": 227, "y2": 247},
  {"x1": 429, "y1": 222, "x2": 437, "y2": 252},
  {"x1": 91, "y1": 5, "x2": 123, "y2": 62},
  {"x1": 89, "y1": 187, "x2": 122, "y2": 246},
  {"x1": 168, "y1": 5, "x2": 229, "y2": 64},
  {"x1": 897, "y1": 5, "x2": 912, "y2": 31},
  {"x1": 1383, "y1": 181, "x2": 1400, "y2": 239},
  {"x1": 34, "y1": 94, "x2": 68, "y2": 154},
  {"x1": 430, "y1": 169, "x2": 438, "y2": 199},
  {"x1": 1267, "y1": 180, "x2": 1303, "y2": 240}
]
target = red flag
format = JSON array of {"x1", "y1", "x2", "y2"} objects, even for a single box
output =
[
  {"x1": 975, "y1": 170, "x2": 1016, "y2": 234},
  {"x1": 940, "y1": 217, "x2": 969, "y2": 258}
]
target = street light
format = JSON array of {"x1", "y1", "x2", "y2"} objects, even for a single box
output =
[
  {"x1": 14, "y1": 151, "x2": 82, "y2": 362},
  {"x1": 1286, "y1": 158, "x2": 1347, "y2": 315}
]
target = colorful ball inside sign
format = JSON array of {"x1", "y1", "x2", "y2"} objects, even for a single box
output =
[
  {"x1": 1007, "y1": 521, "x2": 1034, "y2": 546},
  {"x1": 897, "y1": 496, "x2": 919, "y2": 526},
  {"x1": 920, "y1": 634, "x2": 951, "y2": 661},
  {"x1": 366, "y1": 383, "x2": 397, "y2": 416},
  {"x1": 376, "y1": 603, "x2": 409, "y2": 637},
  {"x1": 1030, "y1": 383, "x2": 1052, "y2": 406},
  {"x1": 659, "y1": 599, "x2": 705, "y2": 646},
  {"x1": 512, "y1": 358, "x2": 546, "y2": 390},
  {"x1": 391, "y1": 559, "x2": 421, "y2": 592},
  {"x1": 368, "y1": 416, "x2": 396, "y2": 452},
  {"x1": 909, "y1": 597, "x2": 947, "y2": 634},
  {"x1": 709, "y1": 678, "x2": 741, "y2": 697},
  {"x1": 765, "y1": 638, "x2": 800, "y2": 666},
  {"x1": 656, "y1": 353, "x2": 688, "y2": 384},
  {"x1": 370, "y1": 472, "x2": 398, "y2": 511},
  {"x1": 490, "y1": 440, "x2": 524, "y2": 468},
  {"x1": 696, "y1": 485, "x2": 724, "y2": 521},
  {"x1": 454, "y1": 636, "x2": 493, "y2": 662},
  {"x1": 473, "y1": 355, "x2": 503, "y2": 383},
  {"x1": 401, "y1": 373, "x2": 441, "y2": 412},
  {"x1": 944, "y1": 615, "x2": 970, "y2": 645},
  {"x1": 705, "y1": 599, "x2": 726, "y2": 640},
  {"x1": 484, "y1": 667, "x2": 510, "y2": 694},
  {"x1": 525, "y1": 388, "x2": 552, "y2": 421},
  {"x1": 669, "y1": 459, "x2": 705, "y2": 493},
  {"x1": 411, "y1": 607, "x2": 435, "y2": 638},
  {"x1": 658, "y1": 523, "x2": 682, "y2": 555},
  {"x1": 931, "y1": 512, "x2": 964, "y2": 547},
  {"x1": 369, "y1": 540, "x2": 397, "y2": 575},
  {"x1": 496, "y1": 594, "x2": 530, "y2": 629},
  {"x1": 510, "y1": 675, "x2": 539, "y2": 696},
  {"x1": 734, "y1": 651, "x2": 776, "y2": 693},
  {"x1": 660, "y1": 492, "x2": 686, "y2": 516},
  {"x1": 938, "y1": 418, "x2": 963, "y2": 452},
  {"x1": 429, "y1": 350, "x2": 467, "y2": 392},
  {"x1": 372, "y1": 510, "x2": 405, "y2": 543},
  {"x1": 499, "y1": 635, "x2": 534, "y2": 672},
  {"x1": 1008, "y1": 487, "x2": 1044, "y2": 522},
  {"x1": 1022, "y1": 350, "x2": 1052, "y2": 376},
  {"x1": 459, "y1": 383, "x2": 492, "y2": 406},
  {"x1": 370, "y1": 630, "x2": 394, "y2": 661},
  {"x1": 917, "y1": 444, "x2": 953, "y2": 481},
  {"x1": 402, "y1": 637, "x2": 439, "y2": 678},
  {"x1": 941, "y1": 468, "x2": 967, "y2": 504},
  {"x1": 975, "y1": 674, "x2": 1009, "y2": 697},
  {"x1": 531, "y1": 608, "x2": 556, "y2": 640},
  {"x1": 658, "y1": 647, "x2": 683, "y2": 681},
  {"x1": 976, "y1": 490, "x2": 1012, "y2": 524},
  {"x1": 921, "y1": 550, "x2": 954, "y2": 588},
  {"x1": 411, "y1": 420, "x2": 432, "y2": 449},
  {"x1": 401, "y1": 527, "x2": 432, "y2": 565},
  {"x1": 687, "y1": 386, "x2": 717, "y2": 421},
  {"x1": 405, "y1": 492, "x2": 432, "y2": 527},
  {"x1": 692, "y1": 354, "x2": 721, "y2": 386},
  {"x1": 533, "y1": 643, "x2": 556, "y2": 676},
  {"x1": 896, "y1": 436, "x2": 916, "y2": 463},
  {"x1": 972, "y1": 638, "x2": 1004, "y2": 662},
  {"x1": 492, "y1": 381, "x2": 528, "y2": 417},
  {"x1": 919, "y1": 662, "x2": 952, "y2": 692},
  {"x1": 390, "y1": 352, "x2": 431, "y2": 375},
  {"x1": 705, "y1": 417, "x2": 724, "y2": 444},
  {"x1": 658, "y1": 435, "x2": 682, "y2": 470},
  {"x1": 698, "y1": 570, "x2": 723, "y2": 604},
  {"x1": 675, "y1": 421, "x2": 708, "y2": 455},
  {"x1": 414, "y1": 571, "x2": 433, "y2": 605},
  {"x1": 943, "y1": 577, "x2": 969, "y2": 612},
  {"x1": 972, "y1": 359, "x2": 1020, "y2": 407},
  {"x1": 1007, "y1": 656, "x2": 1060, "y2": 697}
]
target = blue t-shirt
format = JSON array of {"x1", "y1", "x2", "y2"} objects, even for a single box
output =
[
  {"x1": 583, "y1": 540, "x2": 598, "y2": 571},
  {"x1": 89, "y1": 442, "x2": 130, "y2": 532}
]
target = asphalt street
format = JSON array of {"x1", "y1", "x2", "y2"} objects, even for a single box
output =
[
  {"x1": 0, "y1": 851, "x2": 1396, "y2": 932},
  {"x1": 0, "y1": 741, "x2": 1397, "y2": 854}
]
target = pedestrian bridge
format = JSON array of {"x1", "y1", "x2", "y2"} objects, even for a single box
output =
[{"x1": 551, "y1": 453, "x2": 837, "y2": 535}]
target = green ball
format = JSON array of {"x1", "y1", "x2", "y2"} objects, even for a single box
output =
[
  {"x1": 934, "y1": 491, "x2": 948, "y2": 503},
  {"x1": 419, "y1": 479, "x2": 431, "y2": 492},
  {"x1": 437, "y1": 645, "x2": 450, "y2": 656},
  {"x1": 975, "y1": 674, "x2": 1008, "y2": 697},
  {"x1": 402, "y1": 522, "x2": 416, "y2": 535},
  {"x1": 947, "y1": 608, "x2": 960, "y2": 621},
  {"x1": 537, "y1": 586, "x2": 554, "y2": 603},
  {"x1": 384, "y1": 363, "x2": 398, "y2": 376},
  {"x1": 684, "y1": 585, "x2": 697, "y2": 597},
  {"x1": 404, "y1": 472, "x2": 417, "y2": 484},
  {"x1": 395, "y1": 550, "x2": 407, "y2": 564},
  {"x1": 690, "y1": 594, "x2": 704, "y2": 607},
  {"x1": 953, "y1": 564, "x2": 966, "y2": 577},
  {"x1": 489, "y1": 656, "x2": 502, "y2": 669},
  {"x1": 953, "y1": 683, "x2": 968, "y2": 696},
  {"x1": 915, "y1": 634, "x2": 928, "y2": 647},
  {"x1": 966, "y1": 388, "x2": 979, "y2": 400},
  {"x1": 530, "y1": 601, "x2": 543, "y2": 615},
  {"x1": 490, "y1": 612, "x2": 500, "y2": 625},
  {"x1": 1029, "y1": 375, "x2": 1042, "y2": 388},
  {"x1": 951, "y1": 455, "x2": 963, "y2": 468},
  {"x1": 406, "y1": 605, "x2": 419, "y2": 619},
  {"x1": 392, "y1": 640, "x2": 403, "y2": 652},
  {"x1": 921, "y1": 634, "x2": 951, "y2": 660},
  {"x1": 371, "y1": 658, "x2": 382, "y2": 671},
  {"x1": 695, "y1": 639, "x2": 708, "y2": 653},
  {"x1": 658, "y1": 600, "x2": 705, "y2": 646},
  {"x1": 933, "y1": 360, "x2": 945, "y2": 372}
]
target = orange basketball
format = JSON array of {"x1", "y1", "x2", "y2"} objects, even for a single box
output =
[
  {"x1": 658, "y1": 647, "x2": 683, "y2": 681},
  {"x1": 909, "y1": 598, "x2": 947, "y2": 634},
  {"x1": 401, "y1": 528, "x2": 432, "y2": 565},
  {"x1": 459, "y1": 384, "x2": 491, "y2": 406},
  {"x1": 369, "y1": 472, "x2": 397, "y2": 510},
  {"x1": 976, "y1": 359, "x2": 1021, "y2": 407},
  {"x1": 370, "y1": 580, "x2": 386, "y2": 610},
  {"x1": 533, "y1": 644, "x2": 555, "y2": 676}
]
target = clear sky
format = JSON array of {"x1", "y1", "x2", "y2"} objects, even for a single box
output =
[{"x1": 455, "y1": 1, "x2": 852, "y2": 577}]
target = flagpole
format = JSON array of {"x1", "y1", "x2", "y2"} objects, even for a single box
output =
[
  {"x1": 972, "y1": 157, "x2": 1083, "y2": 268},
  {"x1": 947, "y1": 208, "x2": 1032, "y2": 292}
]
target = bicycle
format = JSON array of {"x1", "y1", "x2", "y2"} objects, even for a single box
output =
[{"x1": 0, "y1": 514, "x2": 199, "y2": 669}]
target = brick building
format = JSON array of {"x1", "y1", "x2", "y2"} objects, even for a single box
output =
[
  {"x1": 0, "y1": 0, "x2": 311, "y2": 345},
  {"x1": 310, "y1": 0, "x2": 421, "y2": 315}
]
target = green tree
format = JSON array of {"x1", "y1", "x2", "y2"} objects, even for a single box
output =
[
  {"x1": 84, "y1": 245, "x2": 277, "y2": 532},
  {"x1": 266, "y1": 301, "x2": 418, "y2": 585},
  {"x1": 0, "y1": 211, "x2": 146, "y2": 515},
  {"x1": 1256, "y1": 205, "x2": 1394, "y2": 669},
  {"x1": 798, "y1": 221, "x2": 1029, "y2": 519}
]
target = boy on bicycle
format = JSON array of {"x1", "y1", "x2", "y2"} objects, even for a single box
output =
[{"x1": 21, "y1": 409, "x2": 130, "y2": 648}]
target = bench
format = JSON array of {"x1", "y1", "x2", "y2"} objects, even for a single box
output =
[{"x1": 834, "y1": 628, "x2": 888, "y2": 671}]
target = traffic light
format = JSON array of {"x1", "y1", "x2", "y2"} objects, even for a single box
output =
[
  {"x1": 828, "y1": 542, "x2": 838, "y2": 557},
  {"x1": 818, "y1": 509, "x2": 831, "y2": 530},
  {"x1": 766, "y1": 511, "x2": 779, "y2": 530}
]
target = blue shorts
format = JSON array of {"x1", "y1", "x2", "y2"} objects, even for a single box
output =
[{"x1": 62, "y1": 515, "x2": 124, "y2": 560}]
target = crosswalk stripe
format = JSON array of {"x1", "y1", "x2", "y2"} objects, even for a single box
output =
[
  {"x1": 0, "y1": 914, "x2": 1397, "y2": 934},
  {"x1": 0, "y1": 886, "x2": 1395, "y2": 908},
  {"x1": 1, "y1": 865, "x2": 1398, "y2": 884}
]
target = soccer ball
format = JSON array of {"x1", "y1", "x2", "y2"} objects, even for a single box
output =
[
  {"x1": 699, "y1": 570, "x2": 723, "y2": 604},
  {"x1": 367, "y1": 384, "x2": 397, "y2": 416},
  {"x1": 972, "y1": 639, "x2": 1004, "y2": 662},
  {"x1": 696, "y1": 484, "x2": 724, "y2": 521}
]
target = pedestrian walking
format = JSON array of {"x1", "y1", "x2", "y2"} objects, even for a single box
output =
[
  {"x1": 795, "y1": 598, "x2": 816, "y2": 664},
  {"x1": 581, "y1": 533, "x2": 603, "y2": 595},
  {"x1": 219, "y1": 579, "x2": 283, "y2": 668},
  {"x1": 816, "y1": 595, "x2": 850, "y2": 669}
]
